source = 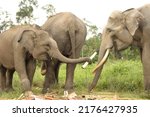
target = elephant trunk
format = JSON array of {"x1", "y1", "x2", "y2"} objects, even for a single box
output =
[
  {"x1": 89, "y1": 30, "x2": 113, "y2": 91},
  {"x1": 92, "y1": 49, "x2": 110, "y2": 73},
  {"x1": 48, "y1": 48, "x2": 91, "y2": 64},
  {"x1": 89, "y1": 48, "x2": 110, "y2": 91}
]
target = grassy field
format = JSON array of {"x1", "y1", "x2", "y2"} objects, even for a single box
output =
[{"x1": 0, "y1": 59, "x2": 150, "y2": 100}]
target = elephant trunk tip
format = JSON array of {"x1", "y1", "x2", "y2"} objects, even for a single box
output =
[
  {"x1": 84, "y1": 57, "x2": 92, "y2": 62},
  {"x1": 88, "y1": 84, "x2": 94, "y2": 92},
  {"x1": 82, "y1": 51, "x2": 98, "y2": 69}
]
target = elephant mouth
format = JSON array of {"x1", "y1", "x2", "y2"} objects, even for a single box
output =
[
  {"x1": 92, "y1": 49, "x2": 110, "y2": 73},
  {"x1": 33, "y1": 52, "x2": 49, "y2": 61},
  {"x1": 38, "y1": 53, "x2": 50, "y2": 61}
]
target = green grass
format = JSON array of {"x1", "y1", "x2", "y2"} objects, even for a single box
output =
[
  {"x1": 1, "y1": 59, "x2": 150, "y2": 99},
  {"x1": 97, "y1": 60, "x2": 143, "y2": 92},
  {"x1": 57, "y1": 59, "x2": 150, "y2": 99}
]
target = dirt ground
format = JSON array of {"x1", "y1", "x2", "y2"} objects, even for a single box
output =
[{"x1": 15, "y1": 91, "x2": 145, "y2": 100}]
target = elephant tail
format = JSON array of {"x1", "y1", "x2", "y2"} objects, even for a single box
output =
[{"x1": 68, "y1": 23, "x2": 76, "y2": 58}]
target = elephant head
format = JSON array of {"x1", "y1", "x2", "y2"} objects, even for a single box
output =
[
  {"x1": 17, "y1": 27, "x2": 90, "y2": 63},
  {"x1": 89, "y1": 8, "x2": 145, "y2": 91}
]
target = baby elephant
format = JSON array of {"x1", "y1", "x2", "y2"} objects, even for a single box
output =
[{"x1": 0, "y1": 25, "x2": 90, "y2": 96}]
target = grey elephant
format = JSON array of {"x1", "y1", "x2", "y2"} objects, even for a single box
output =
[
  {"x1": 0, "y1": 25, "x2": 90, "y2": 95},
  {"x1": 41, "y1": 12, "x2": 87, "y2": 97},
  {"x1": 89, "y1": 4, "x2": 150, "y2": 91}
]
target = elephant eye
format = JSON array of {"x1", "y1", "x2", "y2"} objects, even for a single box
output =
[
  {"x1": 46, "y1": 44, "x2": 50, "y2": 47},
  {"x1": 107, "y1": 28, "x2": 113, "y2": 32},
  {"x1": 112, "y1": 35, "x2": 117, "y2": 40},
  {"x1": 45, "y1": 44, "x2": 51, "y2": 49}
]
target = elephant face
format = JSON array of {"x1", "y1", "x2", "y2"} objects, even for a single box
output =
[
  {"x1": 17, "y1": 27, "x2": 90, "y2": 63},
  {"x1": 31, "y1": 30, "x2": 52, "y2": 60},
  {"x1": 17, "y1": 29, "x2": 51, "y2": 61},
  {"x1": 105, "y1": 9, "x2": 145, "y2": 51},
  {"x1": 89, "y1": 9, "x2": 145, "y2": 91},
  {"x1": 103, "y1": 11, "x2": 133, "y2": 51}
]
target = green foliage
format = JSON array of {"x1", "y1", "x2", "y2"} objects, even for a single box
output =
[
  {"x1": 81, "y1": 19, "x2": 101, "y2": 62},
  {"x1": 0, "y1": 9, "x2": 13, "y2": 32},
  {"x1": 82, "y1": 37, "x2": 100, "y2": 62},
  {"x1": 97, "y1": 60, "x2": 143, "y2": 92},
  {"x1": 83, "y1": 18, "x2": 100, "y2": 38},
  {"x1": 16, "y1": 0, "x2": 38, "y2": 24},
  {"x1": 120, "y1": 46, "x2": 140, "y2": 60},
  {"x1": 57, "y1": 60, "x2": 148, "y2": 98},
  {"x1": 42, "y1": 4, "x2": 56, "y2": 17}
]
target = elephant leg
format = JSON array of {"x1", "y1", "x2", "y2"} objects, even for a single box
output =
[
  {"x1": 0, "y1": 66, "x2": 6, "y2": 92},
  {"x1": 15, "y1": 63, "x2": 31, "y2": 92},
  {"x1": 14, "y1": 49, "x2": 34, "y2": 98},
  {"x1": 0, "y1": 66, "x2": 2, "y2": 92},
  {"x1": 142, "y1": 44, "x2": 150, "y2": 90},
  {"x1": 139, "y1": 48, "x2": 143, "y2": 61},
  {"x1": 42, "y1": 60, "x2": 55, "y2": 93},
  {"x1": 64, "y1": 63, "x2": 76, "y2": 93},
  {"x1": 64, "y1": 42, "x2": 83, "y2": 98},
  {"x1": 6, "y1": 69, "x2": 15, "y2": 91},
  {"x1": 54, "y1": 61, "x2": 60, "y2": 83},
  {"x1": 26, "y1": 58, "x2": 36, "y2": 87}
]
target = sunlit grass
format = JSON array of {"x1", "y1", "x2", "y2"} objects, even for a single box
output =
[{"x1": 1, "y1": 59, "x2": 150, "y2": 99}]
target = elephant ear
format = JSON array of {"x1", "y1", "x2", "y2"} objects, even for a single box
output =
[
  {"x1": 17, "y1": 29, "x2": 37, "y2": 52},
  {"x1": 123, "y1": 9, "x2": 145, "y2": 36}
]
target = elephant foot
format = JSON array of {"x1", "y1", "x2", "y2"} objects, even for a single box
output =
[
  {"x1": 21, "y1": 79, "x2": 31, "y2": 91},
  {"x1": 24, "y1": 91, "x2": 36, "y2": 100},
  {"x1": 17, "y1": 91, "x2": 43, "y2": 100},
  {"x1": 64, "y1": 91, "x2": 77, "y2": 100},
  {"x1": 42, "y1": 88, "x2": 49, "y2": 94},
  {"x1": 24, "y1": 91, "x2": 44, "y2": 100},
  {"x1": 144, "y1": 84, "x2": 150, "y2": 91},
  {"x1": 24, "y1": 91, "x2": 33, "y2": 96}
]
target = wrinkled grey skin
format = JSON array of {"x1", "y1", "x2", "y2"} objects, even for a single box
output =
[
  {"x1": 0, "y1": 25, "x2": 90, "y2": 93},
  {"x1": 90, "y1": 4, "x2": 150, "y2": 91},
  {"x1": 41, "y1": 12, "x2": 87, "y2": 93}
]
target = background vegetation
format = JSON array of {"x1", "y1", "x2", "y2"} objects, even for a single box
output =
[{"x1": 0, "y1": 0, "x2": 148, "y2": 99}]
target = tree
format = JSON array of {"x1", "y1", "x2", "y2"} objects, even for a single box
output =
[
  {"x1": 16, "y1": 0, "x2": 38, "y2": 24},
  {"x1": 0, "y1": 9, "x2": 13, "y2": 32},
  {"x1": 42, "y1": 4, "x2": 56, "y2": 17},
  {"x1": 83, "y1": 18, "x2": 100, "y2": 38},
  {"x1": 81, "y1": 18, "x2": 101, "y2": 62}
]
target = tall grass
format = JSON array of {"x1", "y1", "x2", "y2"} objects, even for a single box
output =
[
  {"x1": 0, "y1": 59, "x2": 149, "y2": 99},
  {"x1": 96, "y1": 60, "x2": 143, "y2": 92},
  {"x1": 59, "y1": 59, "x2": 143, "y2": 93}
]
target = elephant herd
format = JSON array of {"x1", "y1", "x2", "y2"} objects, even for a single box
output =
[
  {"x1": 0, "y1": 12, "x2": 91, "y2": 98},
  {"x1": 0, "y1": 4, "x2": 150, "y2": 99}
]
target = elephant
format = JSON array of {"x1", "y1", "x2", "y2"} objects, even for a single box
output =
[
  {"x1": 0, "y1": 25, "x2": 90, "y2": 96},
  {"x1": 41, "y1": 12, "x2": 87, "y2": 97},
  {"x1": 0, "y1": 68, "x2": 15, "y2": 92},
  {"x1": 89, "y1": 4, "x2": 150, "y2": 91}
]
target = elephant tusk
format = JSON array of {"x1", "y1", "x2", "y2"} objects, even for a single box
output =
[
  {"x1": 82, "y1": 51, "x2": 98, "y2": 69},
  {"x1": 92, "y1": 49, "x2": 110, "y2": 74}
]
